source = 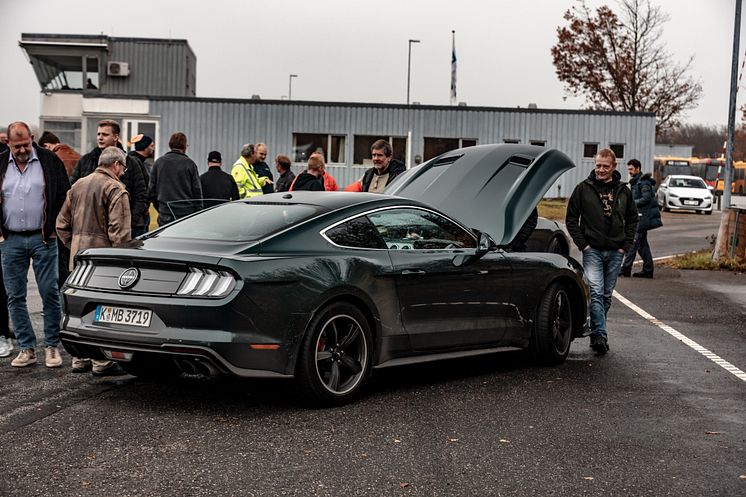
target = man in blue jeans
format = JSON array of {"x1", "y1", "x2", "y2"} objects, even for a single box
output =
[
  {"x1": 0, "y1": 122, "x2": 70, "y2": 368},
  {"x1": 565, "y1": 148, "x2": 638, "y2": 355}
]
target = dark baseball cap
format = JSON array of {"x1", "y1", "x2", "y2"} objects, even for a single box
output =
[{"x1": 207, "y1": 151, "x2": 222, "y2": 163}]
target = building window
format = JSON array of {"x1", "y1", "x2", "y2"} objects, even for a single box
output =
[
  {"x1": 609, "y1": 143, "x2": 625, "y2": 159},
  {"x1": 41, "y1": 120, "x2": 82, "y2": 152},
  {"x1": 583, "y1": 143, "x2": 599, "y2": 158},
  {"x1": 530, "y1": 140, "x2": 546, "y2": 147},
  {"x1": 293, "y1": 133, "x2": 345, "y2": 163},
  {"x1": 423, "y1": 138, "x2": 478, "y2": 161},
  {"x1": 353, "y1": 135, "x2": 406, "y2": 165},
  {"x1": 503, "y1": 138, "x2": 520, "y2": 144},
  {"x1": 43, "y1": 55, "x2": 99, "y2": 91}
]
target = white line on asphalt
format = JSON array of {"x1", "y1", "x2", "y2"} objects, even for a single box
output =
[{"x1": 613, "y1": 290, "x2": 746, "y2": 384}]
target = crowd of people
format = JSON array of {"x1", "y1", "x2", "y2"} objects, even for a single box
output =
[
  {"x1": 0, "y1": 121, "x2": 408, "y2": 373},
  {"x1": 0, "y1": 120, "x2": 659, "y2": 370}
]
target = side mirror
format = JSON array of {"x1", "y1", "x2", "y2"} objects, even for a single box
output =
[
  {"x1": 476, "y1": 231, "x2": 497, "y2": 255},
  {"x1": 707, "y1": 185, "x2": 714, "y2": 191}
]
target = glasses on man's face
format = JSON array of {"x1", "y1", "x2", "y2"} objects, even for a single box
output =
[{"x1": 116, "y1": 160, "x2": 127, "y2": 172}]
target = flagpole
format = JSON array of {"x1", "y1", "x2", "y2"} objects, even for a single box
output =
[{"x1": 450, "y1": 30, "x2": 457, "y2": 105}]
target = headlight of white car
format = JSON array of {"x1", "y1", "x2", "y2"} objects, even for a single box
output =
[{"x1": 669, "y1": 192, "x2": 678, "y2": 198}]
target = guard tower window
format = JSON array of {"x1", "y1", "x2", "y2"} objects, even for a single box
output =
[{"x1": 40, "y1": 55, "x2": 99, "y2": 91}]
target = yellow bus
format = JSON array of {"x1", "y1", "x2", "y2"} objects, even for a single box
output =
[{"x1": 653, "y1": 156, "x2": 694, "y2": 186}]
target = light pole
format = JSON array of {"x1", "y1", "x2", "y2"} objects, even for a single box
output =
[
  {"x1": 288, "y1": 74, "x2": 298, "y2": 101},
  {"x1": 407, "y1": 39, "x2": 420, "y2": 105}
]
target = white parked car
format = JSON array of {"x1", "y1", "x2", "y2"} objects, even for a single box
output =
[{"x1": 656, "y1": 175, "x2": 713, "y2": 215}]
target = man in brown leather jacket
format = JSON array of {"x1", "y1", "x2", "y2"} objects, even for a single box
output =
[{"x1": 56, "y1": 146, "x2": 131, "y2": 376}]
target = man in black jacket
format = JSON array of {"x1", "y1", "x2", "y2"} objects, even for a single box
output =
[
  {"x1": 127, "y1": 134, "x2": 155, "y2": 236},
  {"x1": 200, "y1": 151, "x2": 239, "y2": 201},
  {"x1": 620, "y1": 159, "x2": 661, "y2": 278},
  {"x1": 566, "y1": 148, "x2": 638, "y2": 355},
  {"x1": 72, "y1": 120, "x2": 147, "y2": 236},
  {"x1": 361, "y1": 139, "x2": 406, "y2": 193},
  {"x1": 0, "y1": 122, "x2": 70, "y2": 368},
  {"x1": 149, "y1": 132, "x2": 202, "y2": 226},
  {"x1": 254, "y1": 143, "x2": 275, "y2": 194},
  {"x1": 290, "y1": 155, "x2": 325, "y2": 191},
  {"x1": 274, "y1": 154, "x2": 295, "y2": 192}
]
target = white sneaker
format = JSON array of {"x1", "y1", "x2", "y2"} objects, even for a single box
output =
[{"x1": 0, "y1": 336, "x2": 13, "y2": 358}]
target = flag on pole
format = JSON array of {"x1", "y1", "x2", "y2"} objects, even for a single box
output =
[{"x1": 450, "y1": 30, "x2": 457, "y2": 105}]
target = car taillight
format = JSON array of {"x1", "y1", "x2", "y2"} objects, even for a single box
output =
[
  {"x1": 67, "y1": 260, "x2": 94, "y2": 287},
  {"x1": 176, "y1": 268, "x2": 236, "y2": 297}
]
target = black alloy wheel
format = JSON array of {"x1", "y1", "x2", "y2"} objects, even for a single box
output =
[
  {"x1": 296, "y1": 302, "x2": 372, "y2": 406},
  {"x1": 529, "y1": 282, "x2": 573, "y2": 365}
]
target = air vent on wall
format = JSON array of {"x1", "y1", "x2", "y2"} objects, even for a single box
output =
[{"x1": 107, "y1": 61, "x2": 130, "y2": 77}]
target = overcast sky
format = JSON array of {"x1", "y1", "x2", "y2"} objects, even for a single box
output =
[{"x1": 0, "y1": 0, "x2": 741, "y2": 129}]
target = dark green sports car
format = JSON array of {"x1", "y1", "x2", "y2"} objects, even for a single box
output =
[{"x1": 61, "y1": 144, "x2": 589, "y2": 405}]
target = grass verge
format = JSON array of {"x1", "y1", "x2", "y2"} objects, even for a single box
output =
[
  {"x1": 660, "y1": 250, "x2": 746, "y2": 272},
  {"x1": 538, "y1": 198, "x2": 568, "y2": 221}
]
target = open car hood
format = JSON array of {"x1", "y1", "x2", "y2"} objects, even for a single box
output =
[{"x1": 385, "y1": 144, "x2": 575, "y2": 246}]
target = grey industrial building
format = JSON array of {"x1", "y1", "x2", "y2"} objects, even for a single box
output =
[{"x1": 20, "y1": 32, "x2": 656, "y2": 194}]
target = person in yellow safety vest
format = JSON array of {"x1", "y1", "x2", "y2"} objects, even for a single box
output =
[{"x1": 231, "y1": 143, "x2": 272, "y2": 198}]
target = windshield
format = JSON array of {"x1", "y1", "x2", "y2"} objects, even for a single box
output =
[
  {"x1": 156, "y1": 202, "x2": 325, "y2": 241},
  {"x1": 670, "y1": 178, "x2": 707, "y2": 189}
]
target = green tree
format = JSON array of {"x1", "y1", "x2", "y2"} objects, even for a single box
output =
[{"x1": 551, "y1": 0, "x2": 702, "y2": 136}]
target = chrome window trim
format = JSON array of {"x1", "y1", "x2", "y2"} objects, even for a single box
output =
[{"x1": 320, "y1": 205, "x2": 478, "y2": 251}]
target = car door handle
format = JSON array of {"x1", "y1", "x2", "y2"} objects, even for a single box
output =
[{"x1": 401, "y1": 269, "x2": 426, "y2": 275}]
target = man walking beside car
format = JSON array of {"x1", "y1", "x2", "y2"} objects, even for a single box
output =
[
  {"x1": 565, "y1": 148, "x2": 638, "y2": 355},
  {"x1": 56, "y1": 146, "x2": 131, "y2": 376},
  {"x1": 620, "y1": 159, "x2": 661, "y2": 278},
  {"x1": 0, "y1": 122, "x2": 70, "y2": 368}
]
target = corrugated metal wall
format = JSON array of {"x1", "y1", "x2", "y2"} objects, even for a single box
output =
[
  {"x1": 149, "y1": 99, "x2": 656, "y2": 196},
  {"x1": 105, "y1": 40, "x2": 196, "y2": 97}
]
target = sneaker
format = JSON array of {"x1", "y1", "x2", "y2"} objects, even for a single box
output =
[
  {"x1": 71, "y1": 357, "x2": 92, "y2": 373},
  {"x1": 45, "y1": 347, "x2": 63, "y2": 368},
  {"x1": 593, "y1": 337, "x2": 610, "y2": 356},
  {"x1": 0, "y1": 336, "x2": 13, "y2": 358},
  {"x1": 632, "y1": 271, "x2": 653, "y2": 279},
  {"x1": 11, "y1": 348, "x2": 37, "y2": 367},
  {"x1": 589, "y1": 335, "x2": 598, "y2": 349},
  {"x1": 92, "y1": 362, "x2": 127, "y2": 377}
]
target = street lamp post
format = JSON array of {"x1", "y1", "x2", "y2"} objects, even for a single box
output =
[
  {"x1": 407, "y1": 39, "x2": 420, "y2": 105},
  {"x1": 288, "y1": 74, "x2": 298, "y2": 101}
]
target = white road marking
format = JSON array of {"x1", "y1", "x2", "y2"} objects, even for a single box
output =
[{"x1": 613, "y1": 290, "x2": 746, "y2": 384}]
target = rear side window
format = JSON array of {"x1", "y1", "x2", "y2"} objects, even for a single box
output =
[{"x1": 324, "y1": 216, "x2": 387, "y2": 249}]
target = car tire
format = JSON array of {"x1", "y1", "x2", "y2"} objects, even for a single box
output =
[
  {"x1": 120, "y1": 357, "x2": 182, "y2": 380},
  {"x1": 529, "y1": 282, "x2": 573, "y2": 366},
  {"x1": 705, "y1": 210, "x2": 712, "y2": 215},
  {"x1": 296, "y1": 302, "x2": 373, "y2": 406}
]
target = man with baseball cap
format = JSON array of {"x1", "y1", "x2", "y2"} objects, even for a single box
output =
[
  {"x1": 200, "y1": 151, "x2": 239, "y2": 201},
  {"x1": 128, "y1": 134, "x2": 155, "y2": 236}
]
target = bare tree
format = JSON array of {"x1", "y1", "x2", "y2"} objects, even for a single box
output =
[{"x1": 551, "y1": 0, "x2": 702, "y2": 136}]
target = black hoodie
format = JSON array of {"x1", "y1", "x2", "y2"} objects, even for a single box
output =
[
  {"x1": 291, "y1": 171, "x2": 324, "y2": 191},
  {"x1": 565, "y1": 169, "x2": 638, "y2": 252}
]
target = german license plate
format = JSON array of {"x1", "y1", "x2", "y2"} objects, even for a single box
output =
[
  {"x1": 94, "y1": 305, "x2": 152, "y2": 327},
  {"x1": 683, "y1": 200, "x2": 698, "y2": 206}
]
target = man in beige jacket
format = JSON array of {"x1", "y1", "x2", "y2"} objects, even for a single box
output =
[{"x1": 56, "y1": 146, "x2": 131, "y2": 376}]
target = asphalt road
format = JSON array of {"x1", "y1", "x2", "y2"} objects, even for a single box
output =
[{"x1": 1, "y1": 211, "x2": 744, "y2": 496}]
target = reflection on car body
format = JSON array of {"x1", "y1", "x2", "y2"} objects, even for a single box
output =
[{"x1": 61, "y1": 144, "x2": 589, "y2": 406}]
